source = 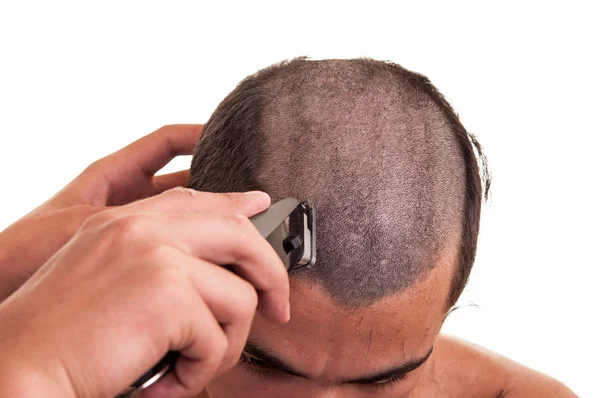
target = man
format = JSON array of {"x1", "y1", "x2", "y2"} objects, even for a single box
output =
[
  {"x1": 187, "y1": 58, "x2": 575, "y2": 397},
  {"x1": 0, "y1": 59, "x2": 575, "y2": 398}
]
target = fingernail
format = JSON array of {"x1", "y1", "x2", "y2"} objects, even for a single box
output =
[
  {"x1": 244, "y1": 191, "x2": 271, "y2": 205},
  {"x1": 244, "y1": 190, "x2": 269, "y2": 198}
]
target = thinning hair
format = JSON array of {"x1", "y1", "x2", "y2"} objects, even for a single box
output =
[{"x1": 188, "y1": 58, "x2": 490, "y2": 308}]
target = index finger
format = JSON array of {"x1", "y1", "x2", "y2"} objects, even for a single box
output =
[
  {"x1": 87, "y1": 125, "x2": 202, "y2": 204},
  {"x1": 107, "y1": 124, "x2": 202, "y2": 177}
]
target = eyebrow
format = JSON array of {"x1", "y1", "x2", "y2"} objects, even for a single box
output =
[{"x1": 243, "y1": 340, "x2": 434, "y2": 384}]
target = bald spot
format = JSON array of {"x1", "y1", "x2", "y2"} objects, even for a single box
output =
[{"x1": 190, "y1": 58, "x2": 468, "y2": 308}]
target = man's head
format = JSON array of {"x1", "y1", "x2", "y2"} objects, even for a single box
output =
[{"x1": 189, "y1": 58, "x2": 489, "y2": 397}]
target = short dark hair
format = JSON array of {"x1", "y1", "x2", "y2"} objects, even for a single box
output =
[{"x1": 189, "y1": 58, "x2": 490, "y2": 308}]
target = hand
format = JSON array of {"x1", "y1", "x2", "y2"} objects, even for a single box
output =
[
  {"x1": 0, "y1": 125, "x2": 202, "y2": 301},
  {"x1": 0, "y1": 188, "x2": 290, "y2": 398}
]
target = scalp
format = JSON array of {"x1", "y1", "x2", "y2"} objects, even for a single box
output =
[
  {"x1": 255, "y1": 59, "x2": 465, "y2": 306},
  {"x1": 189, "y1": 58, "x2": 485, "y2": 308}
]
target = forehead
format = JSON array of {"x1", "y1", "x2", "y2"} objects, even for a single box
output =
[{"x1": 249, "y1": 254, "x2": 454, "y2": 380}]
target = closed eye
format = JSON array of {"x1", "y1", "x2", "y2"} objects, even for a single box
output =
[
  {"x1": 240, "y1": 351, "x2": 411, "y2": 392},
  {"x1": 239, "y1": 341, "x2": 433, "y2": 391}
]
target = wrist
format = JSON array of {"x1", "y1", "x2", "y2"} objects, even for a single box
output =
[{"x1": 0, "y1": 309, "x2": 76, "y2": 398}]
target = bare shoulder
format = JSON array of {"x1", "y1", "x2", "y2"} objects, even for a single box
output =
[{"x1": 424, "y1": 335, "x2": 578, "y2": 398}]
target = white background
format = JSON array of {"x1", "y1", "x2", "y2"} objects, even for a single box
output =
[{"x1": 0, "y1": 2, "x2": 597, "y2": 396}]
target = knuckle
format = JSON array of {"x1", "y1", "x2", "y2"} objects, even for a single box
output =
[
  {"x1": 228, "y1": 212, "x2": 253, "y2": 231},
  {"x1": 82, "y1": 158, "x2": 111, "y2": 181},
  {"x1": 107, "y1": 214, "x2": 147, "y2": 239},
  {"x1": 237, "y1": 280, "x2": 259, "y2": 315},
  {"x1": 68, "y1": 205, "x2": 99, "y2": 222},
  {"x1": 156, "y1": 124, "x2": 174, "y2": 134},
  {"x1": 81, "y1": 209, "x2": 115, "y2": 230},
  {"x1": 222, "y1": 192, "x2": 242, "y2": 207},
  {"x1": 259, "y1": 254, "x2": 288, "y2": 291},
  {"x1": 272, "y1": 255, "x2": 288, "y2": 282},
  {"x1": 163, "y1": 186, "x2": 199, "y2": 198},
  {"x1": 139, "y1": 243, "x2": 171, "y2": 264},
  {"x1": 92, "y1": 215, "x2": 153, "y2": 253},
  {"x1": 152, "y1": 267, "x2": 191, "y2": 308},
  {"x1": 221, "y1": 351, "x2": 241, "y2": 372},
  {"x1": 63, "y1": 205, "x2": 101, "y2": 233},
  {"x1": 83, "y1": 159, "x2": 102, "y2": 175},
  {"x1": 202, "y1": 330, "x2": 229, "y2": 375},
  {"x1": 68, "y1": 204, "x2": 95, "y2": 217},
  {"x1": 210, "y1": 331, "x2": 229, "y2": 365}
]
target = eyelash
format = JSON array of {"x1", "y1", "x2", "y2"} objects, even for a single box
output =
[
  {"x1": 239, "y1": 353, "x2": 273, "y2": 380},
  {"x1": 239, "y1": 353, "x2": 407, "y2": 392},
  {"x1": 359, "y1": 373, "x2": 406, "y2": 393}
]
